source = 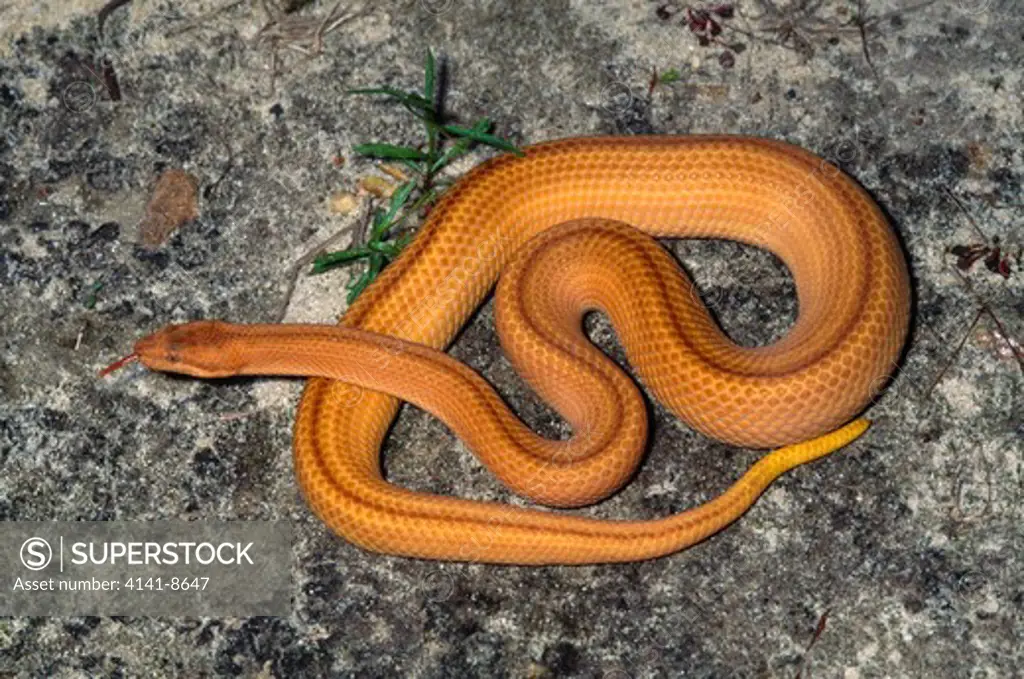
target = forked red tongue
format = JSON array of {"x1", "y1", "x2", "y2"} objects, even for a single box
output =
[{"x1": 98, "y1": 352, "x2": 138, "y2": 377}]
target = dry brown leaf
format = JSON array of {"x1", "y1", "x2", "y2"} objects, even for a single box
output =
[
  {"x1": 358, "y1": 175, "x2": 397, "y2": 198},
  {"x1": 140, "y1": 169, "x2": 199, "y2": 248},
  {"x1": 379, "y1": 163, "x2": 411, "y2": 181}
]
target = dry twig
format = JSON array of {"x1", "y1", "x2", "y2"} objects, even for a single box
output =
[
  {"x1": 253, "y1": 0, "x2": 361, "y2": 58},
  {"x1": 276, "y1": 211, "x2": 368, "y2": 322},
  {"x1": 740, "y1": 0, "x2": 937, "y2": 65}
]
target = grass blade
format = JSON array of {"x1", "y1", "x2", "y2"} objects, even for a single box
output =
[
  {"x1": 430, "y1": 137, "x2": 472, "y2": 173},
  {"x1": 441, "y1": 124, "x2": 524, "y2": 155},
  {"x1": 424, "y1": 49, "x2": 436, "y2": 101},
  {"x1": 312, "y1": 246, "x2": 374, "y2": 273},
  {"x1": 346, "y1": 252, "x2": 385, "y2": 303},
  {"x1": 345, "y1": 271, "x2": 371, "y2": 303},
  {"x1": 381, "y1": 181, "x2": 416, "y2": 226},
  {"x1": 353, "y1": 143, "x2": 428, "y2": 160},
  {"x1": 398, "y1": 158, "x2": 426, "y2": 174}
]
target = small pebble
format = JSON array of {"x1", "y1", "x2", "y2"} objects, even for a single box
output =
[{"x1": 329, "y1": 191, "x2": 358, "y2": 215}]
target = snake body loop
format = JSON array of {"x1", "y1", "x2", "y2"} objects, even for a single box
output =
[
  {"x1": 134, "y1": 136, "x2": 911, "y2": 564},
  {"x1": 288, "y1": 136, "x2": 910, "y2": 564}
]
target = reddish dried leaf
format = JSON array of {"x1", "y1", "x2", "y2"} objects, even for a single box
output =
[
  {"x1": 140, "y1": 169, "x2": 199, "y2": 248},
  {"x1": 956, "y1": 255, "x2": 980, "y2": 270},
  {"x1": 952, "y1": 244, "x2": 989, "y2": 271},
  {"x1": 100, "y1": 57, "x2": 121, "y2": 101},
  {"x1": 796, "y1": 609, "x2": 830, "y2": 679},
  {"x1": 809, "y1": 609, "x2": 830, "y2": 649},
  {"x1": 984, "y1": 247, "x2": 1002, "y2": 273},
  {"x1": 686, "y1": 8, "x2": 708, "y2": 31},
  {"x1": 997, "y1": 255, "x2": 1012, "y2": 278}
]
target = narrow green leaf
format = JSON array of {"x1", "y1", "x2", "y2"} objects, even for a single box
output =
[
  {"x1": 381, "y1": 181, "x2": 416, "y2": 227},
  {"x1": 424, "y1": 49, "x2": 436, "y2": 101},
  {"x1": 381, "y1": 244, "x2": 404, "y2": 259},
  {"x1": 368, "y1": 181, "x2": 415, "y2": 242},
  {"x1": 346, "y1": 270, "x2": 372, "y2": 303},
  {"x1": 311, "y1": 246, "x2": 374, "y2": 273},
  {"x1": 353, "y1": 143, "x2": 428, "y2": 160},
  {"x1": 398, "y1": 158, "x2": 426, "y2": 174},
  {"x1": 430, "y1": 137, "x2": 472, "y2": 173},
  {"x1": 423, "y1": 121, "x2": 439, "y2": 163},
  {"x1": 368, "y1": 240, "x2": 399, "y2": 256},
  {"x1": 368, "y1": 251, "x2": 384, "y2": 277},
  {"x1": 369, "y1": 208, "x2": 387, "y2": 235},
  {"x1": 387, "y1": 188, "x2": 438, "y2": 232},
  {"x1": 387, "y1": 233, "x2": 414, "y2": 259},
  {"x1": 346, "y1": 253, "x2": 385, "y2": 303},
  {"x1": 441, "y1": 124, "x2": 524, "y2": 155},
  {"x1": 403, "y1": 102, "x2": 434, "y2": 123}
]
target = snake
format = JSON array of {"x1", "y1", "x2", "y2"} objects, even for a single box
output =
[{"x1": 107, "y1": 136, "x2": 911, "y2": 565}]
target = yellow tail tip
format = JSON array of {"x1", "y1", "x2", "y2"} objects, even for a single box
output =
[{"x1": 768, "y1": 418, "x2": 872, "y2": 472}]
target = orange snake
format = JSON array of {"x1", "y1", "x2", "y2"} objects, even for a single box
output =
[{"x1": 110, "y1": 136, "x2": 911, "y2": 565}]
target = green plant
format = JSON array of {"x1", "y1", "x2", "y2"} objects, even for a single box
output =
[
  {"x1": 315, "y1": 49, "x2": 523, "y2": 303},
  {"x1": 84, "y1": 279, "x2": 104, "y2": 309},
  {"x1": 658, "y1": 68, "x2": 682, "y2": 85}
]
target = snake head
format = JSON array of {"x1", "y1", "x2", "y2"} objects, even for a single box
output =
[{"x1": 133, "y1": 320, "x2": 242, "y2": 378}]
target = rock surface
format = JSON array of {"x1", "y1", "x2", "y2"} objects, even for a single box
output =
[{"x1": 1, "y1": 1, "x2": 1021, "y2": 676}]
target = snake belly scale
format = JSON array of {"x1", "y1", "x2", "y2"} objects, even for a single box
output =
[{"x1": 126, "y1": 136, "x2": 911, "y2": 565}]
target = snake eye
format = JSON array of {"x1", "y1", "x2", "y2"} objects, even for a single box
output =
[{"x1": 166, "y1": 340, "x2": 182, "y2": 364}]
